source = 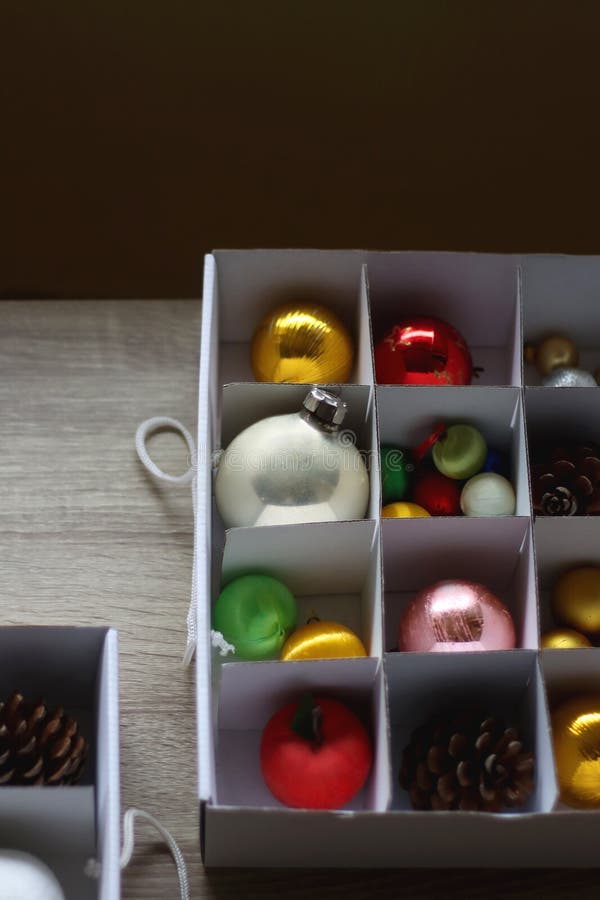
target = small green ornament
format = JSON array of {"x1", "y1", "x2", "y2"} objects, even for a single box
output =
[
  {"x1": 380, "y1": 445, "x2": 413, "y2": 505},
  {"x1": 432, "y1": 424, "x2": 487, "y2": 481},
  {"x1": 213, "y1": 574, "x2": 297, "y2": 661}
]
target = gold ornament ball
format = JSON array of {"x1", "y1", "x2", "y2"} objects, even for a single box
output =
[
  {"x1": 251, "y1": 303, "x2": 354, "y2": 384},
  {"x1": 280, "y1": 620, "x2": 367, "y2": 661},
  {"x1": 381, "y1": 502, "x2": 431, "y2": 519},
  {"x1": 552, "y1": 695, "x2": 600, "y2": 808},
  {"x1": 535, "y1": 334, "x2": 579, "y2": 376},
  {"x1": 552, "y1": 566, "x2": 600, "y2": 636},
  {"x1": 541, "y1": 628, "x2": 592, "y2": 649}
]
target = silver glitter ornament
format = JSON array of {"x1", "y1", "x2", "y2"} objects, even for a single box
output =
[
  {"x1": 215, "y1": 388, "x2": 370, "y2": 527},
  {"x1": 542, "y1": 367, "x2": 597, "y2": 387}
]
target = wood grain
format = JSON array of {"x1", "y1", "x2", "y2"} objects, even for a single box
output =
[{"x1": 2, "y1": 299, "x2": 599, "y2": 897}]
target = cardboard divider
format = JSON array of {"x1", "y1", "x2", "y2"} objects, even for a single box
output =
[
  {"x1": 365, "y1": 252, "x2": 521, "y2": 387},
  {"x1": 376, "y1": 385, "x2": 529, "y2": 517},
  {"x1": 385, "y1": 650, "x2": 555, "y2": 813},
  {"x1": 218, "y1": 382, "x2": 380, "y2": 520},
  {"x1": 521, "y1": 256, "x2": 600, "y2": 386},
  {"x1": 381, "y1": 517, "x2": 537, "y2": 652},
  {"x1": 0, "y1": 627, "x2": 120, "y2": 899},
  {"x1": 541, "y1": 648, "x2": 600, "y2": 812},
  {"x1": 214, "y1": 657, "x2": 390, "y2": 812},
  {"x1": 209, "y1": 250, "x2": 373, "y2": 385},
  {"x1": 218, "y1": 520, "x2": 381, "y2": 658},
  {"x1": 534, "y1": 517, "x2": 600, "y2": 637}
]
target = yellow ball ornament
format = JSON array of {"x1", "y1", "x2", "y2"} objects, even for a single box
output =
[
  {"x1": 280, "y1": 620, "x2": 367, "y2": 661},
  {"x1": 381, "y1": 502, "x2": 431, "y2": 519},
  {"x1": 251, "y1": 303, "x2": 354, "y2": 384},
  {"x1": 552, "y1": 566, "x2": 600, "y2": 636},
  {"x1": 552, "y1": 695, "x2": 600, "y2": 808},
  {"x1": 541, "y1": 628, "x2": 592, "y2": 649},
  {"x1": 535, "y1": 334, "x2": 579, "y2": 376}
]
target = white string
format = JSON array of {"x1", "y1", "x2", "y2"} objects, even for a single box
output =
[
  {"x1": 135, "y1": 417, "x2": 197, "y2": 665},
  {"x1": 85, "y1": 807, "x2": 190, "y2": 900}
]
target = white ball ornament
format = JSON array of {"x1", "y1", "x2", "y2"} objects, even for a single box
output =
[
  {"x1": 0, "y1": 850, "x2": 65, "y2": 900},
  {"x1": 460, "y1": 472, "x2": 516, "y2": 517}
]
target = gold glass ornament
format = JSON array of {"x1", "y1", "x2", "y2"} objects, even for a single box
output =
[
  {"x1": 381, "y1": 502, "x2": 431, "y2": 519},
  {"x1": 535, "y1": 334, "x2": 579, "y2": 376},
  {"x1": 552, "y1": 566, "x2": 600, "y2": 636},
  {"x1": 251, "y1": 303, "x2": 354, "y2": 384},
  {"x1": 552, "y1": 695, "x2": 600, "y2": 808},
  {"x1": 280, "y1": 620, "x2": 367, "y2": 661},
  {"x1": 541, "y1": 628, "x2": 592, "y2": 649}
]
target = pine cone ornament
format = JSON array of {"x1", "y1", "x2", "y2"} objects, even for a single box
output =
[
  {"x1": 531, "y1": 442, "x2": 600, "y2": 516},
  {"x1": 400, "y1": 710, "x2": 535, "y2": 812},
  {"x1": 0, "y1": 692, "x2": 88, "y2": 786}
]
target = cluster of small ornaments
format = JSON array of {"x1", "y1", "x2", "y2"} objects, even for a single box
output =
[
  {"x1": 213, "y1": 574, "x2": 367, "y2": 662},
  {"x1": 381, "y1": 423, "x2": 515, "y2": 519},
  {"x1": 541, "y1": 565, "x2": 600, "y2": 649},
  {"x1": 400, "y1": 708, "x2": 535, "y2": 812},
  {"x1": 525, "y1": 332, "x2": 599, "y2": 386}
]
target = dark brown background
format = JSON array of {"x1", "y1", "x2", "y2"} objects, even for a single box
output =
[{"x1": 3, "y1": 0, "x2": 600, "y2": 299}]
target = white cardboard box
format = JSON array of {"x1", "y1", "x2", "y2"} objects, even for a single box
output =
[
  {"x1": 196, "y1": 251, "x2": 600, "y2": 867},
  {"x1": 0, "y1": 627, "x2": 121, "y2": 897}
]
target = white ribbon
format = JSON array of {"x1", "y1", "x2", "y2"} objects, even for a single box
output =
[
  {"x1": 86, "y1": 807, "x2": 190, "y2": 899},
  {"x1": 135, "y1": 417, "x2": 197, "y2": 666}
]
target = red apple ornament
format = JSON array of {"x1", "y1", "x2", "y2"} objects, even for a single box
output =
[
  {"x1": 413, "y1": 468, "x2": 461, "y2": 516},
  {"x1": 260, "y1": 694, "x2": 373, "y2": 809},
  {"x1": 375, "y1": 316, "x2": 473, "y2": 385}
]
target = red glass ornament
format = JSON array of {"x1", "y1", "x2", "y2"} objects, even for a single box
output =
[
  {"x1": 375, "y1": 316, "x2": 473, "y2": 385},
  {"x1": 398, "y1": 579, "x2": 516, "y2": 652},
  {"x1": 260, "y1": 695, "x2": 372, "y2": 809},
  {"x1": 413, "y1": 468, "x2": 461, "y2": 516}
]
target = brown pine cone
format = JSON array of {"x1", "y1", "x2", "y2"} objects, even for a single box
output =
[
  {"x1": 400, "y1": 709, "x2": 535, "y2": 812},
  {"x1": 0, "y1": 692, "x2": 88, "y2": 786},
  {"x1": 531, "y1": 442, "x2": 600, "y2": 516}
]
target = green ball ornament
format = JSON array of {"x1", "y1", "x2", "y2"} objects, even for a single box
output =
[
  {"x1": 432, "y1": 424, "x2": 487, "y2": 481},
  {"x1": 213, "y1": 574, "x2": 297, "y2": 661},
  {"x1": 380, "y1": 445, "x2": 413, "y2": 505}
]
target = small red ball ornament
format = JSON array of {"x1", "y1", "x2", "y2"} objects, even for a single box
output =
[
  {"x1": 260, "y1": 694, "x2": 373, "y2": 809},
  {"x1": 375, "y1": 316, "x2": 473, "y2": 385},
  {"x1": 413, "y1": 468, "x2": 461, "y2": 516}
]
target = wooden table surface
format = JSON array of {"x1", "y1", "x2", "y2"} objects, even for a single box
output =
[{"x1": 3, "y1": 298, "x2": 599, "y2": 898}]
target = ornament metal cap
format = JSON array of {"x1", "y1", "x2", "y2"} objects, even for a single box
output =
[{"x1": 302, "y1": 387, "x2": 348, "y2": 427}]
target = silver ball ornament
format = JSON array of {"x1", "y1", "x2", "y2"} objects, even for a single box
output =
[
  {"x1": 0, "y1": 850, "x2": 65, "y2": 900},
  {"x1": 542, "y1": 367, "x2": 597, "y2": 387}
]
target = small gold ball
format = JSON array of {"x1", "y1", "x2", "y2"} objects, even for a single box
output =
[
  {"x1": 535, "y1": 334, "x2": 579, "y2": 376},
  {"x1": 251, "y1": 303, "x2": 354, "y2": 384},
  {"x1": 552, "y1": 566, "x2": 600, "y2": 636},
  {"x1": 541, "y1": 628, "x2": 592, "y2": 649},
  {"x1": 381, "y1": 502, "x2": 431, "y2": 518},
  {"x1": 280, "y1": 621, "x2": 367, "y2": 661},
  {"x1": 552, "y1": 695, "x2": 600, "y2": 808}
]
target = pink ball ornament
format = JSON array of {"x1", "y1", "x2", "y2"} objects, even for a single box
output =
[{"x1": 398, "y1": 579, "x2": 516, "y2": 652}]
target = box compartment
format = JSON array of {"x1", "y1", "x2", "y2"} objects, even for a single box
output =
[{"x1": 0, "y1": 627, "x2": 120, "y2": 900}]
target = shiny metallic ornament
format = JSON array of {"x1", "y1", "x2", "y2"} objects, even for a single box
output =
[
  {"x1": 215, "y1": 388, "x2": 369, "y2": 527},
  {"x1": 552, "y1": 566, "x2": 600, "y2": 636},
  {"x1": 280, "y1": 620, "x2": 367, "y2": 661},
  {"x1": 535, "y1": 334, "x2": 579, "y2": 376},
  {"x1": 552, "y1": 695, "x2": 600, "y2": 808},
  {"x1": 540, "y1": 628, "x2": 591, "y2": 649},
  {"x1": 542, "y1": 367, "x2": 597, "y2": 387},
  {"x1": 460, "y1": 472, "x2": 516, "y2": 517},
  {"x1": 374, "y1": 316, "x2": 473, "y2": 385},
  {"x1": 251, "y1": 303, "x2": 354, "y2": 384},
  {"x1": 381, "y1": 501, "x2": 430, "y2": 518},
  {"x1": 398, "y1": 579, "x2": 516, "y2": 652}
]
